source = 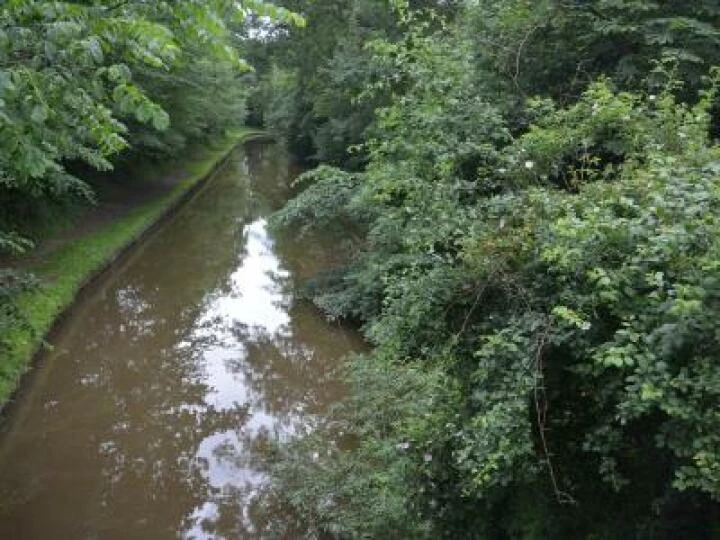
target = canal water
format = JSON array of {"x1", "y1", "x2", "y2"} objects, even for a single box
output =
[{"x1": 0, "y1": 141, "x2": 364, "y2": 538}]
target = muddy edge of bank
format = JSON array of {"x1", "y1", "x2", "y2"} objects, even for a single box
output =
[{"x1": 0, "y1": 131, "x2": 270, "y2": 411}]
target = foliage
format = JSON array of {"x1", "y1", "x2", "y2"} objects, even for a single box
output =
[
  {"x1": 464, "y1": 0, "x2": 720, "y2": 102},
  {"x1": 249, "y1": 0, "x2": 457, "y2": 168},
  {"x1": 0, "y1": 232, "x2": 36, "y2": 360},
  {"x1": 271, "y1": 165, "x2": 369, "y2": 237},
  {"x1": 265, "y1": 1, "x2": 720, "y2": 537},
  {"x1": 0, "y1": 0, "x2": 301, "y2": 232}
]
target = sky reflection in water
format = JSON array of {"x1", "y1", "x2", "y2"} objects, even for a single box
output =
[{"x1": 185, "y1": 217, "x2": 294, "y2": 538}]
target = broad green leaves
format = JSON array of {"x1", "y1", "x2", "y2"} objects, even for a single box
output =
[{"x1": 0, "y1": 0, "x2": 303, "y2": 212}]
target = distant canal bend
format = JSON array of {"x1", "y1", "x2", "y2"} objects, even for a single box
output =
[{"x1": 0, "y1": 141, "x2": 364, "y2": 538}]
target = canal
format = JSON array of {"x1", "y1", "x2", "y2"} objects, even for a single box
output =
[{"x1": 0, "y1": 141, "x2": 364, "y2": 538}]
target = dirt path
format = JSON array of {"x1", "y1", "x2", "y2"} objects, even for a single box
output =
[{"x1": 7, "y1": 161, "x2": 191, "y2": 268}]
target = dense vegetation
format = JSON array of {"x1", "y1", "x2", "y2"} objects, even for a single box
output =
[
  {"x1": 255, "y1": 0, "x2": 720, "y2": 537},
  {"x1": 4, "y1": 0, "x2": 720, "y2": 537},
  {"x1": 0, "y1": 1, "x2": 301, "y2": 359}
]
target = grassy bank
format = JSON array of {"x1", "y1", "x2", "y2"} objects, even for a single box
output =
[{"x1": 0, "y1": 129, "x2": 262, "y2": 405}]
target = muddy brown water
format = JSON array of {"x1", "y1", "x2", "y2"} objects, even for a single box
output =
[{"x1": 0, "y1": 142, "x2": 365, "y2": 538}]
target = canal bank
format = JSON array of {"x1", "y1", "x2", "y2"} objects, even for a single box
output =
[{"x1": 0, "y1": 130, "x2": 264, "y2": 407}]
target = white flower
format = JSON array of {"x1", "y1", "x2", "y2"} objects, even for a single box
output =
[
  {"x1": 424, "y1": 452, "x2": 433, "y2": 463},
  {"x1": 524, "y1": 160, "x2": 535, "y2": 170}
]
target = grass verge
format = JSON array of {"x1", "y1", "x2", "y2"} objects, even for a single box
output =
[{"x1": 0, "y1": 129, "x2": 263, "y2": 405}]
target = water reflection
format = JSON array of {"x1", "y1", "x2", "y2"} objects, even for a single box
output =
[{"x1": 0, "y1": 142, "x2": 364, "y2": 539}]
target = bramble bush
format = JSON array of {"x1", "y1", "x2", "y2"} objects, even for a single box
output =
[{"x1": 264, "y1": 1, "x2": 720, "y2": 537}]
